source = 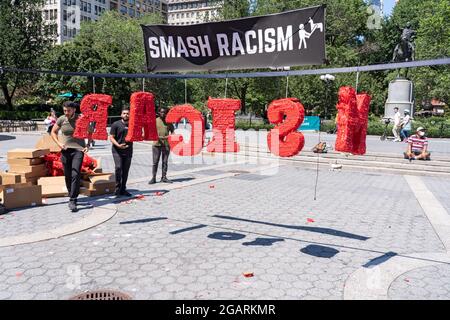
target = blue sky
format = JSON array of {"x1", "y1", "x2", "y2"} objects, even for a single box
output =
[{"x1": 384, "y1": 0, "x2": 396, "y2": 16}]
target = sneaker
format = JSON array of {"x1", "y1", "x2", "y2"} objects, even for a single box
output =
[
  {"x1": 121, "y1": 190, "x2": 132, "y2": 197},
  {"x1": 148, "y1": 177, "x2": 156, "y2": 184},
  {"x1": 68, "y1": 201, "x2": 78, "y2": 212},
  {"x1": 161, "y1": 177, "x2": 173, "y2": 184}
]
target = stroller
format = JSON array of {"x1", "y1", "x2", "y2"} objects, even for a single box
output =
[{"x1": 380, "y1": 118, "x2": 395, "y2": 141}]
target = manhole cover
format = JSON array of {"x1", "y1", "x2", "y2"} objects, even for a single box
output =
[{"x1": 69, "y1": 290, "x2": 132, "y2": 300}]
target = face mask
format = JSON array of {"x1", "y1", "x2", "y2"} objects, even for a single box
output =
[{"x1": 418, "y1": 131, "x2": 425, "y2": 137}]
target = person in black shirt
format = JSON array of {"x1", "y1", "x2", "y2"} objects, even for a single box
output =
[{"x1": 109, "y1": 107, "x2": 133, "y2": 197}]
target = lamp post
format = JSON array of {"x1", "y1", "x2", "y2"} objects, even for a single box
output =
[{"x1": 320, "y1": 74, "x2": 335, "y2": 121}]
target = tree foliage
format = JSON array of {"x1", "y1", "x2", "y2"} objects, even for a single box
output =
[
  {"x1": 0, "y1": 0, "x2": 54, "y2": 109},
  {"x1": 3, "y1": 0, "x2": 449, "y2": 118}
]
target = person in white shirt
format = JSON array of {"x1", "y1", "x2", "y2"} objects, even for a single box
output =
[
  {"x1": 400, "y1": 109, "x2": 412, "y2": 141},
  {"x1": 392, "y1": 107, "x2": 401, "y2": 142}
]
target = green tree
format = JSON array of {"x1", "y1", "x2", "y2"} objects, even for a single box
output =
[
  {"x1": 38, "y1": 11, "x2": 167, "y2": 113},
  {"x1": 412, "y1": 0, "x2": 450, "y2": 104},
  {"x1": 0, "y1": 0, "x2": 54, "y2": 109}
]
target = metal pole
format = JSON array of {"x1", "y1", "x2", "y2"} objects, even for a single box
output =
[
  {"x1": 184, "y1": 79, "x2": 187, "y2": 104},
  {"x1": 355, "y1": 71, "x2": 360, "y2": 93},
  {"x1": 285, "y1": 75, "x2": 289, "y2": 98},
  {"x1": 142, "y1": 78, "x2": 145, "y2": 92},
  {"x1": 314, "y1": 120, "x2": 321, "y2": 201},
  {"x1": 225, "y1": 76, "x2": 228, "y2": 98},
  {"x1": 92, "y1": 76, "x2": 95, "y2": 93}
]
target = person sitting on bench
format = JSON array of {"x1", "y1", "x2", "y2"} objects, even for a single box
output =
[{"x1": 404, "y1": 127, "x2": 431, "y2": 161}]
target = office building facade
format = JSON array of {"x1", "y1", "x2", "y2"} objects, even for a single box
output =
[
  {"x1": 41, "y1": 0, "x2": 168, "y2": 44},
  {"x1": 167, "y1": 0, "x2": 223, "y2": 25}
]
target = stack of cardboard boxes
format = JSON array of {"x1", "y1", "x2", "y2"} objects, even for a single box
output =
[
  {"x1": 0, "y1": 148, "x2": 50, "y2": 209},
  {"x1": 6, "y1": 149, "x2": 50, "y2": 185},
  {"x1": 1, "y1": 136, "x2": 117, "y2": 211},
  {"x1": 80, "y1": 173, "x2": 116, "y2": 197}
]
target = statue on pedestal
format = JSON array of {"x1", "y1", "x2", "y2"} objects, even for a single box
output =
[{"x1": 392, "y1": 22, "x2": 416, "y2": 63}]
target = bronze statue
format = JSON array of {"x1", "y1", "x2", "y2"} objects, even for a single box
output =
[{"x1": 392, "y1": 22, "x2": 416, "y2": 62}]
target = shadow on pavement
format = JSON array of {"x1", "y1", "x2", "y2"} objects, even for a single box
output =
[
  {"x1": 170, "y1": 224, "x2": 207, "y2": 235},
  {"x1": 0, "y1": 134, "x2": 16, "y2": 141},
  {"x1": 0, "y1": 135, "x2": 16, "y2": 141},
  {"x1": 300, "y1": 244, "x2": 340, "y2": 258},
  {"x1": 120, "y1": 217, "x2": 167, "y2": 225},
  {"x1": 212, "y1": 214, "x2": 370, "y2": 241},
  {"x1": 243, "y1": 237, "x2": 285, "y2": 247},
  {"x1": 362, "y1": 251, "x2": 398, "y2": 268}
]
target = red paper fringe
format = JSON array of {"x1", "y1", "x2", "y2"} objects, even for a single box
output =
[
  {"x1": 335, "y1": 87, "x2": 372, "y2": 155},
  {"x1": 166, "y1": 104, "x2": 205, "y2": 156},
  {"x1": 43, "y1": 152, "x2": 98, "y2": 176},
  {"x1": 73, "y1": 94, "x2": 112, "y2": 140},
  {"x1": 126, "y1": 92, "x2": 158, "y2": 142},
  {"x1": 206, "y1": 97, "x2": 241, "y2": 153},
  {"x1": 267, "y1": 98, "x2": 305, "y2": 157}
]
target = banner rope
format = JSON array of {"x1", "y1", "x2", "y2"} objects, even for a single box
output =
[{"x1": 1, "y1": 58, "x2": 448, "y2": 80}]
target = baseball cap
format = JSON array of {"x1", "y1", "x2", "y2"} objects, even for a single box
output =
[
  {"x1": 416, "y1": 127, "x2": 426, "y2": 132},
  {"x1": 404, "y1": 109, "x2": 410, "y2": 113}
]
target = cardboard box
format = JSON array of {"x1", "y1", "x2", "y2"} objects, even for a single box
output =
[
  {"x1": 93, "y1": 158, "x2": 102, "y2": 173},
  {"x1": 9, "y1": 163, "x2": 47, "y2": 175},
  {"x1": 7, "y1": 148, "x2": 50, "y2": 159},
  {"x1": 0, "y1": 172, "x2": 22, "y2": 185},
  {"x1": 7, "y1": 157, "x2": 44, "y2": 166},
  {"x1": 22, "y1": 176, "x2": 39, "y2": 185},
  {"x1": 80, "y1": 173, "x2": 115, "y2": 196},
  {"x1": 38, "y1": 176, "x2": 68, "y2": 198},
  {"x1": 82, "y1": 173, "x2": 114, "y2": 184},
  {"x1": 80, "y1": 184, "x2": 115, "y2": 196},
  {"x1": 35, "y1": 134, "x2": 61, "y2": 153},
  {"x1": 0, "y1": 184, "x2": 42, "y2": 209},
  {"x1": 0, "y1": 182, "x2": 32, "y2": 193}
]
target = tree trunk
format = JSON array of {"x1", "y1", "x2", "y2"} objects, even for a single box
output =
[
  {"x1": 1, "y1": 82, "x2": 13, "y2": 110},
  {"x1": 240, "y1": 86, "x2": 247, "y2": 114}
]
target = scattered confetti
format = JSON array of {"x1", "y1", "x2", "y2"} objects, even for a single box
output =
[
  {"x1": 404, "y1": 279, "x2": 410, "y2": 283},
  {"x1": 243, "y1": 272, "x2": 254, "y2": 278},
  {"x1": 307, "y1": 218, "x2": 315, "y2": 223},
  {"x1": 155, "y1": 192, "x2": 164, "y2": 196},
  {"x1": 209, "y1": 185, "x2": 215, "y2": 189},
  {"x1": 15, "y1": 272, "x2": 23, "y2": 277},
  {"x1": 135, "y1": 194, "x2": 145, "y2": 200}
]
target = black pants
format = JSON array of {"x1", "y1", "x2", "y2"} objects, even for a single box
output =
[
  {"x1": 60, "y1": 149, "x2": 84, "y2": 202},
  {"x1": 152, "y1": 145, "x2": 170, "y2": 178},
  {"x1": 112, "y1": 149, "x2": 132, "y2": 193}
]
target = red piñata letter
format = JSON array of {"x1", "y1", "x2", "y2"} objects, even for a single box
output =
[
  {"x1": 206, "y1": 97, "x2": 241, "y2": 153},
  {"x1": 267, "y1": 98, "x2": 305, "y2": 157},
  {"x1": 335, "y1": 86, "x2": 371, "y2": 155},
  {"x1": 166, "y1": 104, "x2": 205, "y2": 156},
  {"x1": 353, "y1": 94, "x2": 371, "y2": 155},
  {"x1": 126, "y1": 92, "x2": 158, "y2": 142},
  {"x1": 73, "y1": 94, "x2": 112, "y2": 140}
]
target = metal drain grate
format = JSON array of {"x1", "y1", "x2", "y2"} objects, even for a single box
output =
[
  {"x1": 227, "y1": 170, "x2": 250, "y2": 174},
  {"x1": 69, "y1": 290, "x2": 132, "y2": 300}
]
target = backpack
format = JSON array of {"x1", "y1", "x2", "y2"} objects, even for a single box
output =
[{"x1": 312, "y1": 142, "x2": 328, "y2": 153}]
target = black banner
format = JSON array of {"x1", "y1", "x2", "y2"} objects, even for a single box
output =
[{"x1": 142, "y1": 5, "x2": 326, "y2": 72}]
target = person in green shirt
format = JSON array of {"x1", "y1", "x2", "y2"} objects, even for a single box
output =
[
  {"x1": 51, "y1": 101, "x2": 89, "y2": 212},
  {"x1": 149, "y1": 106, "x2": 175, "y2": 184}
]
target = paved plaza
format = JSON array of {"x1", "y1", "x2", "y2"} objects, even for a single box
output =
[{"x1": 0, "y1": 132, "x2": 449, "y2": 300}]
